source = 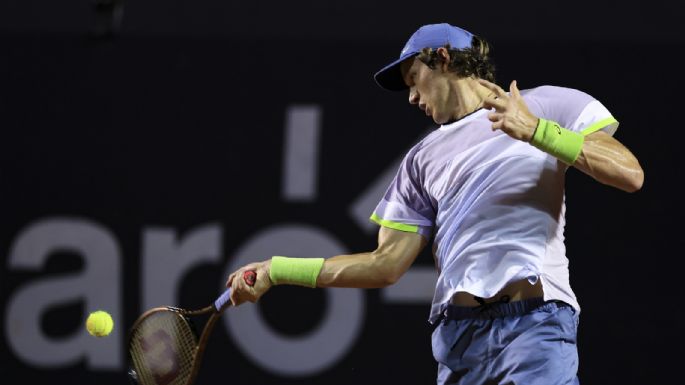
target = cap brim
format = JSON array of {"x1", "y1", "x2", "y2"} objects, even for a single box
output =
[{"x1": 373, "y1": 52, "x2": 418, "y2": 91}]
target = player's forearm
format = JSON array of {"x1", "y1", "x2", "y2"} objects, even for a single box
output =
[
  {"x1": 572, "y1": 132, "x2": 644, "y2": 192},
  {"x1": 315, "y1": 250, "x2": 408, "y2": 288},
  {"x1": 526, "y1": 117, "x2": 644, "y2": 192},
  {"x1": 265, "y1": 228, "x2": 425, "y2": 290}
]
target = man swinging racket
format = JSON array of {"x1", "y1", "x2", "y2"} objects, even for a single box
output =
[{"x1": 226, "y1": 22, "x2": 644, "y2": 385}]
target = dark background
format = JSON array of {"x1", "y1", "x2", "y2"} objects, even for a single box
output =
[{"x1": 1, "y1": 1, "x2": 683, "y2": 384}]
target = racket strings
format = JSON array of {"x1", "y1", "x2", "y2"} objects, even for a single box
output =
[{"x1": 130, "y1": 311, "x2": 198, "y2": 385}]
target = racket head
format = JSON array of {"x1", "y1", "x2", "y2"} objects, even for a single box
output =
[{"x1": 128, "y1": 308, "x2": 199, "y2": 385}]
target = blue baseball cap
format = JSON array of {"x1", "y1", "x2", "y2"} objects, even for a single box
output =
[{"x1": 374, "y1": 23, "x2": 475, "y2": 91}]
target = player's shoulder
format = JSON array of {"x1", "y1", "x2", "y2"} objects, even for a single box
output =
[
  {"x1": 398, "y1": 128, "x2": 443, "y2": 167},
  {"x1": 411, "y1": 128, "x2": 442, "y2": 151},
  {"x1": 521, "y1": 84, "x2": 597, "y2": 113},
  {"x1": 521, "y1": 84, "x2": 592, "y2": 99}
]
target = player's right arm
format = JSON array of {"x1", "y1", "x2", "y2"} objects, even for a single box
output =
[
  {"x1": 317, "y1": 226, "x2": 427, "y2": 288},
  {"x1": 227, "y1": 226, "x2": 426, "y2": 306}
]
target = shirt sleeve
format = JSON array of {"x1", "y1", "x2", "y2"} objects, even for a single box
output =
[
  {"x1": 529, "y1": 86, "x2": 619, "y2": 137},
  {"x1": 370, "y1": 147, "x2": 435, "y2": 239}
]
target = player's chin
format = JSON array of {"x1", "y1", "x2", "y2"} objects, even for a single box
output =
[{"x1": 432, "y1": 114, "x2": 449, "y2": 125}]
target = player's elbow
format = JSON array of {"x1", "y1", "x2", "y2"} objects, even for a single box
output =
[
  {"x1": 371, "y1": 251, "x2": 405, "y2": 287},
  {"x1": 621, "y1": 167, "x2": 644, "y2": 193},
  {"x1": 380, "y1": 269, "x2": 403, "y2": 286},
  {"x1": 604, "y1": 163, "x2": 644, "y2": 193},
  {"x1": 628, "y1": 168, "x2": 644, "y2": 192}
]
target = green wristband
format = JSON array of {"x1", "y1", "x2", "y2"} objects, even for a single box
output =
[
  {"x1": 530, "y1": 118, "x2": 584, "y2": 165},
  {"x1": 269, "y1": 256, "x2": 325, "y2": 288}
]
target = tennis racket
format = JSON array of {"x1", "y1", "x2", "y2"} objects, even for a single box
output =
[{"x1": 127, "y1": 270, "x2": 256, "y2": 385}]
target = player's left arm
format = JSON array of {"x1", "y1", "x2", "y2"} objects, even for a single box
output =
[
  {"x1": 479, "y1": 79, "x2": 644, "y2": 192},
  {"x1": 571, "y1": 130, "x2": 643, "y2": 192}
]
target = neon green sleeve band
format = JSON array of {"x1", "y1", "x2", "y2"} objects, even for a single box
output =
[
  {"x1": 269, "y1": 256, "x2": 325, "y2": 288},
  {"x1": 580, "y1": 116, "x2": 618, "y2": 136},
  {"x1": 370, "y1": 213, "x2": 419, "y2": 233},
  {"x1": 530, "y1": 118, "x2": 584, "y2": 165}
]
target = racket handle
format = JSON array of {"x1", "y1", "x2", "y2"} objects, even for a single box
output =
[{"x1": 214, "y1": 270, "x2": 257, "y2": 310}]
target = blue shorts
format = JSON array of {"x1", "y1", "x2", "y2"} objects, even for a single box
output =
[{"x1": 432, "y1": 298, "x2": 579, "y2": 385}]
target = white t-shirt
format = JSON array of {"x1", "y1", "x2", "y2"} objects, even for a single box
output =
[{"x1": 371, "y1": 85, "x2": 619, "y2": 323}]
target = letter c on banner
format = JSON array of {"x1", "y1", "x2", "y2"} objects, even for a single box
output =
[{"x1": 223, "y1": 224, "x2": 364, "y2": 377}]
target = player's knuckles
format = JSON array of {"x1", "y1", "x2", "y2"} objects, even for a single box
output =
[{"x1": 233, "y1": 291, "x2": 246, "y2": 305}]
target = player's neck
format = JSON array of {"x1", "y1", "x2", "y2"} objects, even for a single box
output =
[{"x1": 448, "y1": 78, "x2": 495, "y2": 122}]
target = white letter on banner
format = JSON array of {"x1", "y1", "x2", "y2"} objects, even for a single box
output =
[
  {"x1": 223, "y1": 224, "x2": 364, "y2": 377},
  {"x1": 5, "y1": 218, "x2": 122, "y2": 369}
]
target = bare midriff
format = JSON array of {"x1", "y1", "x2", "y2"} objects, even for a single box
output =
[{"x1": 449, "y1": 278, "x2": 544, "y2": 307}]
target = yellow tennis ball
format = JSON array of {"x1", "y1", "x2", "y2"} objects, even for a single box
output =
[{"x1": 86, "y1": 310, "x2": 114, "y2": 337}]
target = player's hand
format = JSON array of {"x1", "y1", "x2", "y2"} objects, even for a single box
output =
[
  {"x1": 226, "y1": 260, "x2": 272, "y2": 306},
  {"x1": 478, "y1": 79, "x2": 539, "y2": 142}
]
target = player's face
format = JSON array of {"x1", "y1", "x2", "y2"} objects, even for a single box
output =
[
  {"x1": 401, "y1": 57, "x2": 458, "y2": 124},
  {"x1": 401, "y1": 55, "x2": 477, "y2": 125}
]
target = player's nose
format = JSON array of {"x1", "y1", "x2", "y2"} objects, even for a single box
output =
[{"x1": 408, "y1": 87, "x2": 419, "y2": 105}]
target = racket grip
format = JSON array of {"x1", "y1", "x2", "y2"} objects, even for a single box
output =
[
  {"x1": 214, "y1": 288, "x2": 232, "y2": 311},
  {"x1": 214, "y1": 270, "x2": 257, "y2": 310}
]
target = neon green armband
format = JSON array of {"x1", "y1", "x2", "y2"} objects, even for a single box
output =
[
  {"x1": 269, "y1": 256, "x2": 324, "y2": 288},
  {"x1": 530, "y1": 118, "x2": 584, "y2": 165}
]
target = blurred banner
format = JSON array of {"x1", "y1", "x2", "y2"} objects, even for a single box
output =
[
  {"x1": 0, "y1": 33, "x2": 680, "y2": 385},
  {"x1": 1, "y1": 1, "x2": 684, "y2": 42}
]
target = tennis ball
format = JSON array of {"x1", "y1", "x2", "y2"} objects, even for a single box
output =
[{"x1": 86, "y1": 310, "x2": 114, "y2": 337}]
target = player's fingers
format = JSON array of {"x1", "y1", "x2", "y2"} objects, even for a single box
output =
[
  {"x1": 478, "y1": 78, "x2": 507, "y2": 98},
  {"x1": 235, "y1": 270, "x2": 247, "y2": 290},
  {"x1": 236, "y1": 270, "x2": 256, "y2": 302},
  {"x1": 229, "y1": 284, "x2": 241, "y2": 306},
  {"x1": 483, "y1": 97, "x2": 506, "y2": 111},
  {"x1": 225, "y1": 272, "x2": 236, "y2": 288},
  {"x1": 246, "y1": 292, "x2": 259, "y2": 303},
  {"x1": 243, "y1": 270, "x2": 256, "y2": 286},
  {"x1": 243, "y1": 262, "x2": 266, "y2": 287},
  {"x1": 510, "y1": 80, "x2": 522, "y2": 99},
  {"x1": 487, "y1": 112, "x2": 502, "y2": 122},
  {"x1": 230, "y1": 270, "x2": 248, "y2": 306}
]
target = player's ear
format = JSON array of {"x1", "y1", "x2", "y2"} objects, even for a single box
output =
[{"x1": 436, "y1": 47, "x2": 451, "y2": 72}]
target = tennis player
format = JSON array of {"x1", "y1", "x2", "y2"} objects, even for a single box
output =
[{"x1": 227, "y1": 23, "x2": 644, "y2": 384}]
